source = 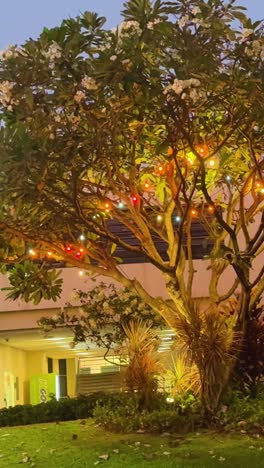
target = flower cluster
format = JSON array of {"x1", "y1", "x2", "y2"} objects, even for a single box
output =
[
  {"x1": 164, "y1": 78, "x2": 206, "y2": 104},
  {"x1": 164, "y1": 78, "x2": 200, "y2": 95},
  {"x1": 147, "y1": 18, "x2": 163, "y2": 30},
  {"x1": 240, "y1": 28, "x2": 254, "y2": 42},
  {"x1": 81, "y1": 76, "x2": 98, "y2": 91},
  {"x1": 245, "y1": 40, "x2": 264, "y2": 60},
  {"x1": 0, "y1": 80, "x2": 16, "y2": 111},
  {"x1": 118, "y1": 20, "x2": 142, "y2": 37},
  {"x1": 0, "y1": 45, "x2": 24, "y2": 61},
  {"x1": 42, "y1": 41, "x2": 62, "y2": 68}
]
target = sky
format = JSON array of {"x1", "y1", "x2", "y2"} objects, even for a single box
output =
[{"x1": 0, "y1": 0, "x2": 263, "y2": 49}]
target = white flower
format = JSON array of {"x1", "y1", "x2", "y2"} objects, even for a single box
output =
[
  {"x1": 241, "y1": 28, "x2": 254, "y2": 42},
  {"x1": 178, "y1": 16, "x2": 189, "y2": 28},
  {"x1": 43, "y1": 41, "x2": 62, "y2": 63},
  {"x1": 164, "y1": 77, "x2": 201, "y2": 97},
  {"x1": 191, "y1": 6, "x2": 201, "y2": 16},
  {"x1": 118, "y1": 20, "x2": 142, "y2": 37},
  {"x1": 74, "y1": 90, "x2": 86, "y2": 103},
  {"x1": 147, "y1": 18, "x2": 162, "y2": 30},
  {"x1": 81, "y1": 76, "x2": 98, "y2": 91},
  {"x1": 0, "y1": 80, "x2": 16, "y2": 109},
  {"x1": 0, "y1": 45, "x2": 24, "y2": 60}
]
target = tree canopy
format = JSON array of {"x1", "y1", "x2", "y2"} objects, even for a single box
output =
[{"x1": 0, "y1": 0, "x2": 263, "y2": 328}]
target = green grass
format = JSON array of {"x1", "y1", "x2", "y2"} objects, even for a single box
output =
[{"x1": 0, "y1": 420, "x2": 263, "y2": 467}]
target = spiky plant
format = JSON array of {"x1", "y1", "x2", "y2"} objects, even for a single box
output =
[
  {"x1": 173, "y1": 302, "x2": 241, "y2": 413},
  {"x1": 165, "y1": 350, "x2": 200, "y2": 397},
  {"x1": 121, "y1": 320, "x2": 163, "y2": 407}
]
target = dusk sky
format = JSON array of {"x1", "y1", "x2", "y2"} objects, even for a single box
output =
[{"x1": 0, "y1": 0, "x2": 263, "y2": 49}]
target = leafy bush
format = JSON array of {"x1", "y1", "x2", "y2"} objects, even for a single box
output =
[
  {"x1": 0, "y1": 392, "x2": 116, "y2": 427},
  {"x1": 218, "y1": 388, "x2": 264, "y2": 433},
  {"x1": 94, "y1": 392, "x2": 202, "y2": 433}
]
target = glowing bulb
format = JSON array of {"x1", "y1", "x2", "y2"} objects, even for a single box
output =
[
  {"x1": 261, "y1": 188, "x2": 264, "y2": 194},
  {"x1": 76, "y1": 251, "x2": 82, "y2": 258},
  {"x1": 79, "y1": 234, "x2": 85, "y2": 241},
  {"x1": 175, "y1": 215, "x2": 181, "y2": 223},
  {"x1": 79, "y1": 248, "x2": 84, "y2": 253},
  {"x1": 191, "y1": 209, "x2": 198, "y2": 217},
  {"x1": 131, "y1": 195, "x2": 139, "y2": 205},
  {"x1": 208, "y1": 205, "x2": 214, "y2": 213},
  {"x1": 65, "y1": 246, "x2": 72, "y2": 253},
  {"x1": 157, "y1": 215, "x2": 163, "y2": 222},
  {"x1": 118, "y1": 202, "x2": 124, "y2": 209},
  {"x1": 105, "y1": 203, "x2": 110, "y2": 209},
  {"x1": 47, "y1": 251, "x2": 52, "y2": 257},
  {"x1": 226, "y1": 175, "x2": 232, "y2": 182},
  {"x1": 209, "y1": 159, "x2": 215, "y2": 167},
  {"x1": 78, "y1": 270, "x2": 84, "y2": 277},
  {"x1": 144, "y1": 182, "x2": 150, "y2": 189},
  {"x1": 196, "y1": 144, "x2": 208, "y2": 157},
  {"x1": 29, "y1": 249, "x2": 36, "y2": 256}
]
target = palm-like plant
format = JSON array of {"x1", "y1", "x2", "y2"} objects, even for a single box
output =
[
  {"x1": 121, "y1": 320, "x2": 162, "y2": 407},
  {"x1": 165, "y1": 351, "x2": 200, "y2": 397},
  {"x1": 173, "y1": 302, "x2": 240, "y2": 413}
]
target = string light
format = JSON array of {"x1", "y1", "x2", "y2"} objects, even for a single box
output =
[
  {"x1": 209, "y1": 159, "x2": 216, "y2": 167},
  {"x1": 118, "y1": 202, "x2": 124, "y2": 209},
  {"x1": 104, "y1": 202, "x2": 110, "y2": 213},
  {"x1": 78, "y1": 270, "x2": 84, "y2": 277},
  {"x1": 131, "y1": 195, "x2": 139, "y2": 206},
  {"x1": 76, "y1": 251, "x2": 82, "y2": 258},
  {"x1": 29, "y1": 249, "x2": 36, "y2": 256},
  {"x1": 47, "y1": 251, "x2": 53, "y2": 257},
  {"x1": 174, "y1": 215, "x2": 181, "y2": 223},
  {"x1": 79, "y1": 234, "x2": 85, "y2": 241},
  {"x1": 79, "y1": 248, "x2": 84, "y2": 253},
  {"x1": 144, "y1": 182, "x2": 150, "y2": 190},
  {"x1": 65, "y1": 245, "x2": 73, "y2": 253},
  {"x1": 156, "y1": 215, "x2": 163, "y2": 222},
  {"x1": 157, "y1": 164, "x2": 165, "y2": 175},
  {"x1": 191, "y1": 208, "x2": 198, "y2": 217},
  {"x1": 196, "y1": 144, "x2": 208, "y2": 157},
  {"x1": 208, "y1": 205, "x2": 215, "y2": 214},
  {"x1": 226, "y1": 175, "x2": 232, "y2": 182}
]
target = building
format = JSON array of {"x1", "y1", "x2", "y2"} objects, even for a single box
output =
[{"x1": 0, "y1": 220, "x2": 263, "y2": 407}]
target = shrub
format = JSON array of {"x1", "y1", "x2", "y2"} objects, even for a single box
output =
[
  {"x1": 94, "y1": 391, "x2": 202, "y2": 433},
  {"x1": 0, "y1": 392, "x2": 115, "y2": 427},
  {"x1": 218, "y1": 388, "x2": 264, "y2": 433}
]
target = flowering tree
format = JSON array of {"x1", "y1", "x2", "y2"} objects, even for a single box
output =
[{"x1": 0, "y1": 0, "x2": 263, "y2": 408}]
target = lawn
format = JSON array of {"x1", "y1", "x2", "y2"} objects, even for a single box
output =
[{"x1": 0, "y1": 420, "x2": 263, "y2": 467}]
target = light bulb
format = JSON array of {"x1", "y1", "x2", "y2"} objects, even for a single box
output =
[
  {"x1": 78, "y1": 270, "x2": 84, "y2": 277},
  {"x1": 118, "y1": 202, "x2": 124, "y2": 209},
  {"x1": 29, "y1": 249, "x2": 36, "y2": 256},
  {"x1": 47, "y1": 251, "x2": 52, "y2": 257},
  {"x1": 79, "y1": 234, "x2": 85, "y2": 241},
  {"x1": 226, "y1": 175, "x2": 232, "y2": 182},
  {"x1": 209, "y1": 159, "x2": 215, "y2": 167},
  {"x1": 175, "y1": 216, "x2": 181, "y2": 223},
  {"x1": 157, "y1": 215, "x2": 163, "y2": 222}
]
